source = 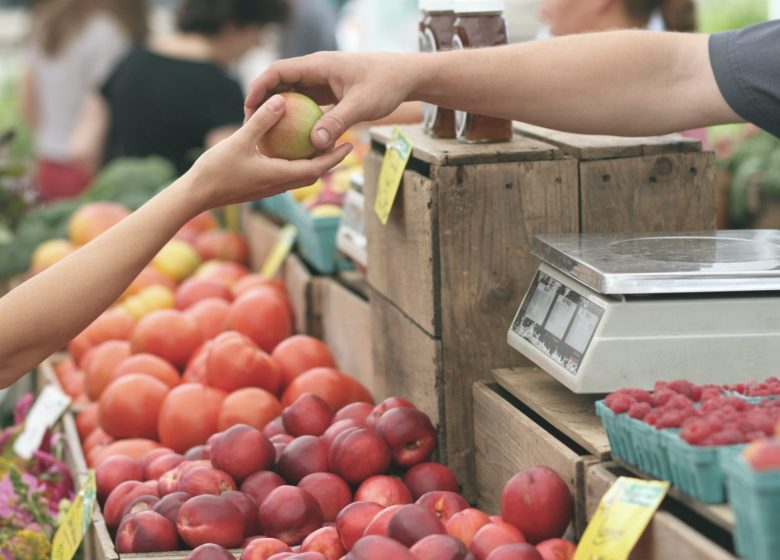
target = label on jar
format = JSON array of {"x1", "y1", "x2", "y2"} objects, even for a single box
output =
[
  {"x1": 419, "y1": 27, "x2": 438, "y2": 133},
  {"x1": 451, "y1": 34, "x2": 467, "y2": 138}
]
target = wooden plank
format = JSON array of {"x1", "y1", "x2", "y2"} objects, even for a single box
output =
[
  {"x1": 371, "y1": 124, "x2": 559, "y2": 166},
  {"x1": 240, "y1": 205, "x2": 281, "y2": 271},
  {"x1": 437, "y1": 158, "x2": 580, "y2": 496},
  {"x1": 364, "y1": 150, "x2": 440, "y2": 335},
  {"x1": 316, "y1": 278, "x2": 375, "y2": 394},
  {"x1": 513, "y1": 122, "x2": 701, "y2": 161},
  {"x1": 369, "y1": 288, "x2": 442, "y2": 433},
  {"x1": 585, "y1": 463, "x2": 737, "y2": 560},
  {"x1": 473, "y1": 382, "x2": 583, "y2": 535},
  {"x1": 492, "y1": 367, "x2": 610, "y2": 459},
  {"x1": 580, "y1": 152, "x2": 717, "y2": 233},
  {"x1": 282, "y1": 253, "x2": 312, "y2": 335}
]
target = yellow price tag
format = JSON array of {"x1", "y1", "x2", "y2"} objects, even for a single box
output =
[
  {"x1": 374, "y1": 128, "x2": 414, "y2": 225},
  {"x1": 51, "y1": 471, "x2": 97, "y2": 560},
  {"x1": 575, "y1": 477, "x2": 669, "y2": 560},
  {"x1": 261, "y1": 224, "x2": 298, "y2": 279}
]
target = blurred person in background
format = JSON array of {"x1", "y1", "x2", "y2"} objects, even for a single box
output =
[
  {"x1": 21, "y1": 0, "x2": 148, "y2": 201},
  {"x1": 78, "y1": 0, "x2": 288, "y2": 176},
  {"x1": 537, "y1": 0, "x2": 667, "y2": 38},
  {"x1": 279, "y1": 0, "x2": 338, "y2": 58}
]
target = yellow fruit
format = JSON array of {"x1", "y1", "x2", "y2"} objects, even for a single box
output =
[
  {"x1": 310, "y1": 204, "x2": 343, "y2": 218},
  {"x1": 292, "y1": 180, "x2": 323, "y2": 203},
  {"x1": 153, "y1": 240, "x2": 201, "y2": 281},
  {"x1": 68, "y1": 202, "x2": 130, "y2": 245},
  {"x1": 30, "y1": 239, "x2": 76, "y2": 273},
  {"x1": 120, "y1": 285, "x2": 175, "y2": 319}
]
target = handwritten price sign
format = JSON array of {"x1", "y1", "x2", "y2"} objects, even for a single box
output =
[{"x1": 374, "y1": 128, "x2": 414, "y2": 225}]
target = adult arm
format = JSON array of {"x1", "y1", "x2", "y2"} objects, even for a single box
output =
[
  {"x1": 0, "y1": 95, "x2": 352, "y2": 388},
  {"x1": 246, "y1": 30, "x2": 740, "y2": 149}
]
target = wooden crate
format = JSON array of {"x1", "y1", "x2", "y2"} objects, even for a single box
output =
[
  {"x1": 585, "y1": 462, "x2": 737, "y2": 560},
  {"x1": 364, "y1": 124, "x2": 715, "y2": 497},
  {"x1": 473, "y1": 366, "x2": 611, "y2": 537}
]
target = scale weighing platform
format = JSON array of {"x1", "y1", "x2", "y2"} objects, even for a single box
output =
[{"x1": 507, "y1": 230, "x2": 780, "y2": 393}]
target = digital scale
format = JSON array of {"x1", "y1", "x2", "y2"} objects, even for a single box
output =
[{"x1": 508, "y1": 231, "x2": 780, "y2": 393}]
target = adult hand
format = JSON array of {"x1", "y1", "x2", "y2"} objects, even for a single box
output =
[
  {"x1": 189, "y1": 94, "x2": 353, "y2": 211},
  {"x1": 244, "y1": 52, "x2": 417, "y2": 151}
]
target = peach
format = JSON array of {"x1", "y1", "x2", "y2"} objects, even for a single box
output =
[
  {"x1": 263, "y1": 416, "x2": 288, "y2": 438},
  {"x1": 121, "y1": 495, "x2": 160, "y2": 521},
  {"x1": 259, "y1": 92, "x2": 323, "y2": 160},
  {"x1": 363, "y1": 504, "x2": 403, "y2": 537},
  {"x1": 388, "y1": 504, "x2": 446, "y2": 547},
  {"x1": 410, "y1": 534, "x2": 471, "y2": 560},
  {"x1": 185, "y1": 445, "x2": 209, "y2": 461},
  {"x1": 211, "y1": 424, "x2": 276, "y2": 482},
  {"x1": 376, "y1": 407, "x2": 437, "y2": 468},
  {"x1": 321, "y1": 419, "x2": 363, "y2": 448},
  {"x1": 272, "y1": 335, "x2": 337, "y2": 388},
  {"x1": 104, "y1": 480, "x2": 159, "y2": 531},
  {"x1": 177, "y1": 466, "x2": 237, "y2": 496},
  {"x1": 258, "y1": 486, "x2": 324, "y2": 545},
  {"x1": 336, "y1": 501, "x2": 383, "y2": 551},
  {"x1": 187, "y1": 297, "x2": 231, "y2": 340},
  {"x1": 145, "y1": 453, "x2": 185, "y2": 481},
  {"x1": 96, "y1": 456, "x2": 143, "y2": 503},
  {"x1": 404, "y1": 463, "x2": 459, "y2": 500},
  {"x1": 177, "y1": 494, "x2": 244, "y2": 549},
  {"x1": 175, "y1": 277, "x2": 232, "y2": 310},
  {"x1": 240, "y1": 537, "x2": 292, "y2": 560},
  {"x1": 417, "y1": 491, "x2": 469, "y2": 524},
  {"x1": 141, "y1": 447, "x2": 175, "y2": 473},
  {"x1": 283, "y1": 393, "x2": 333, "y2": 437},
  {"x1": 744, "y1": 438, "x2": 780, "y2": 470},
  {"x1": 486, "y1": 543, "x2": 543, "y2": 560},
  {"x1": 348, "y1": 535, "x2": 415, "y2": 560},
  {"x1": 535, "y1": 538, "x2": 577, "y2": 560},
  {"x1": 152, "y1": 491, "x2": 191, "y2": 527},
  {"x1": 223, "y1": 490, "x2": 260, "y2": 538},
  {"x1": 355, "y1": 475, "x2": 412, "y2": 507},
  {"x1": 366, "y1": 397, "x2": 415, "y2": 429},
  {"x1": 115, "y1": 510, "x2": 177, "y2": 553},
  {"x1": 271, "y1": 434, "x2": 294, "y2": 444},
  {"x1": 446, "y1": 508, "x2": 491, "y2": 547},
  {"x1": 278, "y1": 435, "x2": 329, "y2": 483},
  {"x1": 333, "y1": 402, "x2": 373, "y2": 425},
  {"x1": 241, "y1": 471, "x2": 286, "y2": 507},
  {"x1": 187, "y1": 543, "x2": 236, "y2": 559},
  {"x1": 300, "y1": 526, "x2": 345, "y2": 560},
  {"x1": 297, "y1": 473, "x2": 352, "y2": 523},
  {"x1": 328, "y1": 428, "x2": 391, "y2": 484},
  {"x1": 469, "y1": 522, "x2": 527, "y2": 560}
]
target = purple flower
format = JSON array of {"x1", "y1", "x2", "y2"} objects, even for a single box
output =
[{"x1": 13, "y1": 394, "x2": 33, "y2": 425}]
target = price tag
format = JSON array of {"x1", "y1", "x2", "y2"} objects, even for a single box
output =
[
  {"x1": 575, "y1": 477, "x2": 669, "y2": 560},
  {"x1": 51, "y1": 471, "x2": 97, "y2": 560},
  {"x1": 374, "y1": 128, "x2": 414, "y2": 225},
  {"x1": 261, "y1": 224, "x2": 298, "y2": 279},
  {"x1": 13, "y1": 385, "x2": 71, "y2": 460}
]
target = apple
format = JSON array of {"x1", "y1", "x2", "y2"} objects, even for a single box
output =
[
  {"x1": 469, "y1": 522, "x2": 527, "y2": 560},
  {"x1": 211, "y1": 424, "x2": 276, "y2": 482},
  {"x1": 348, "y1": 535, "x2": 415, "y2": 560},
  {"x1": 410, "y1": 534, "x2": 471, "y2": 560},
  {"x1": 259, "y1": 92, "x2": 324, "y2": 160},
  {"x1": 104, "y1": 480, "x2": 159, "y2": 531},
  {"x1": 185, "y1": 445, "x2": 209, "y2": 461},
  {"x1": 404, "y1": 463, "x2": 459, "y2": 500},
  {"x1": 152, "y1": 491, "x2": 191, "y2": 527},
  {"x1": 486, "y1": 543, "x2": 542, "y2": 560},
  {"x1": 535, "y1": 538, "x2": 577, "y2": 560},
  {"x1": 388, "y1": 504, "x2": 446, "y2": 547},
  {"x1": 115, "y1": 510, "x2": 177, "y2": 553},
  {"x1": 222, "y1": 490, "x2": 260, "y2": 538},
  {"x1": 446, "y1": 508, "x2": 491, "y2": 547},
  {"x1": 300, "y1": 526, "x2": 346, "y2": 560},
  {"x1": 744, "y1": 438, "x2": 780, "y2": 470},
  {"x1": 355, "y1": 475, "x2": 413, "y2": 507},
  {"x1": 258, "y1": 486, "x2": 324, "y2": 545},
  {"x1": 500, "y1": 467, "x2": 573, "y2": 544},
  {"x1": 240, "y1": 537, "x2": 292, "y2": 560},
  {"x1": 336, "y1": 501, "x2": 383, "y2": 551},
  {"x1": 363, "y1": 504, "x2": 403, "y2": 537},
  {"x1": 241, "y1": 471, "x2": 286, "y2": 507},
  {"x1": 417, "y1": 491, "x2": 469, "y2": 523},
  {"x1": 96, "y1": 456, "x2": 143, "y2": 503},
  {"x1": 328, "y1": 428, "x2": 391, "y2": 484},
  {"x1": 278, "y1": 435, "x2": 329, "y2": 483},
  {"x1": 366, "y1": 397, "x2": 415, "y2": 429},
  {"x1": 177, "y1": 494, "x2": 244, "y2": 549},
  {"x1": 376, "y1": 407, "x2": 437, "y2": 468},
  {"x1": 177, "y1": 466, "x2": 237, "y2": 496},
  {"x1": 187, "y1": 543, "x2": 237, "y2": 560},
  {"x1": 264, "y1": 417, "x2": 288, "y2": 438},
  {"x1": 297, "y1": 472, "x2": 352, "y2": 523},
  {"x1": 283, "y1": 393, "x2": 333, "y2": 437}
]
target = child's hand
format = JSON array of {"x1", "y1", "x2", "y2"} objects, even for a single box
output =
[{"x1": 186, "y1": 94, "x2": 353, "y2": 211}]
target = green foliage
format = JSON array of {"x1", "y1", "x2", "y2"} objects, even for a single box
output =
[{"x1": 698, "y1": 0, "x2": 768, "y2": 33}]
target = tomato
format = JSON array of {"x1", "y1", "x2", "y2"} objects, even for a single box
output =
[
  {"x1": 271, "y1": 335, "x2": 338, "y2": 389},
  {"x1": 194, "y1": 230, "x2": 249, "y2": 264},
  {"x1": 182, "y1": 342, "x2": 209, "y2": 384},
  {"x1": 69, "y1": 310, "x2": 135, "y2": 365},
  {"x1": 182, "y1": 211, "x2": 218, "y2": 234},
  {"x1": 114, "y1": 353, "x2": 180, "y2": 389},
  {"x1": 282, "y1": 367, "x2": 372, "y2": 411},
  {"x1": 218, "y1": 387, "x2": 282, "y2": 431},
  {"x1": 83, "y1": 427, "x2": 114, "y2": 453},
  {"x1": 76, "y1": 403, "x2": 99, "y2": 441},
  {"x1": 194, "y1": 260, "x2": 249, "y2": 287},
  {"x1": 185, "y1": 298, "x2": 231, "y2": 341},
  {"x1": 83, "y1": 340, "x2": 132, "y2": 401},
  {"x1": 175, "y1": 277, "x2": 233, "y2": 310},
  {"x1": 204, "y1": 331, "x2": 282, "y2": 394},
  {"x1": 158, "y1": 383, "x2": 227, "y2": 453},
  {"x1": 59, "y1": 369, "x2": 86, "y2": 400},
  {"x1": 99, "y1": 374, "x2": 170, "y2": 439},
  {"x1": 92, "y1": 439, "x2": 161, "y2": 468},
  {"x1": 54, "y1": 358, "x2": 77, "y2": 383},
  {"x1": 130, "y1": 309, "x2": 203, "y2": 369},
  {"x1": 122, "y1": 266, "x2": 177, "y2": 300},
  {"x1": 227, "y1": 289, "x2": 292, "y2": 353},
  {"x1": 231, "y1": 275, "x2": 288, "y2": 300}
]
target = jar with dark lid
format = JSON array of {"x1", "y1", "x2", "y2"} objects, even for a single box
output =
[
  {"x1": 452, "y1": 0, "x2": 512, "y2": 143},
  {"x1": 419, "y1": 0, "x2": 457, "y2": 138}
]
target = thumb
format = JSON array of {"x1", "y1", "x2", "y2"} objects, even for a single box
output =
[
  {"x1": 241, "y1": 94, "x2": 286, "y2": 141},
  {"x1": 311, "y1": 97, "x2": 360, "y2": 150}
]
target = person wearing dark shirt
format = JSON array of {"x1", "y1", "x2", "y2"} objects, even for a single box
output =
[{"x1": 81, "y1": 0, "x2": 288, "y2": 175}]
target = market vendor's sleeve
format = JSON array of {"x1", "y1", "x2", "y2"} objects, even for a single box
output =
[{"x1": 709, "y1": 20, "x2": 780, "y2": 138}]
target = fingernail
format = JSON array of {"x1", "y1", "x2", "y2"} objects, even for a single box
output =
[
  {"x1": 267, "y1": 95, "x2": 284, "y2": 112},
  {"x1": 315, "y1": 128, "x2": 331, "y2": 146}
]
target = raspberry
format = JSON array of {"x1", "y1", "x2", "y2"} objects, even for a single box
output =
[
  {"x1": 644, "y1": 411, "x2": 660, "y2": 426},
  {"x1": 665, "y1": 394, "x2": 695, "y2": 412},
  {"x1": 651, "y1": 389, "x2": 676, "y2": 407},
  {"x1": 625, "y1": 389, "x2": 652, "y2": 404},
  {"x1": 668, "y1": 380, "x2": 696, "y2": 399},
  {"x1": 681, "y1": 420, "x2": 712, "y2": 445},
  {"x1": 656, "y1": 410, "x2": 685, "y2": 429},
  {"x1": 607, "y1": 394, "x2": 634, "y2": 414},
  {"x1": 628, "y1": 402, "x2": 652, "y2": 420},
  {"x1": 710, "y1": 429, "x2": 747, "y2": 446}
]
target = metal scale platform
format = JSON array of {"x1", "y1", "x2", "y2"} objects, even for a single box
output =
[{"x1": 507, "y1": 231, "x2": 780, "y2": 393}]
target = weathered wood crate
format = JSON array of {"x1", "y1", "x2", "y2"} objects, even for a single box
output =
[
  {"x1": 364, "y1": 124, "x2": 715, "y2": 497},
  {"x1": 473, "y1": 367, "x2": 610, "y2": 537}
]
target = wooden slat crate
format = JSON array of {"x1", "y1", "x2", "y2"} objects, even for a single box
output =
[{"x1": 364, "y1": 124, "x2": 715, "y2": 498}]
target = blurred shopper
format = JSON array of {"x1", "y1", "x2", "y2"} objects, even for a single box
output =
[
  {"x1": 86, "y1": 0, "x2": 288, "y2": 176},
  {"x1": 538, "y1": 0, "x2": 665, "y2": 38},
  {"x1": 280, "y1": 0, "x2": 338, "y2": 58},
  {"x1": 21, "y1": 0, "x2": 148, "y2": 201}
]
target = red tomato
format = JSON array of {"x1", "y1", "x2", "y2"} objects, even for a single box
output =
[
  {"x1": 83, "y1": 340, "x2": 132, "y2": 401},
  {"x1": 175, "y1": 277, "x2": 232, "y2": 310},
  {"x1": 227, "y1": 289, "x2": 292, "y2": 353},
  {"x1": 69, "y1": 309, "x2": 135, "y2": 365},
  {"x1": 99, "y1": 374, "x2": 170, "y2": 440},
  {"x1": 130, "y1": 310, "x2": 203, "y2": 369},
  {"x1": 114, "y1": 353, "x2": 180, "y2": 388},
  {"x1": 218, "y1": 387, "x2": 282, "y2": 431},
  {"x1": 157, "y1": 383, "x2": 227, "y2": 453},
  {"x1": 185, "y1": 298, "x2": 231, "y2": 341},
  {"x1": 204, "y1": 331, "x2": 282, "y2": 394},
  {"x1": 194, "y1": 230, "x2": 249, "y2": 264},
  {"x1": 271, "y1": 335, "x2": 338, "y2": 389},
  {"x1": 282, "y1": 367, "x2": 372, "y2": 411}
]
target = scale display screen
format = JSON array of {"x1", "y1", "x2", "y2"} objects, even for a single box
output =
[{"x1": 511, "y1": 271, "x2": 604, "y2": 375}]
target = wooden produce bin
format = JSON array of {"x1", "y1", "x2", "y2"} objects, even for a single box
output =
[
  {"x1": 473, "y1": 367, "x2": 611, "y2": 537},
  {"x1": 364, "y1": 124, "x2": 715, "y2": 496}
]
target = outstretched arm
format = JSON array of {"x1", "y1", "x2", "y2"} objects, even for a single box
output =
[
  {"x1": 0, "y1": 95, "x2": 352, "y2": 388},
  {"x1": 246, "y1": 30, "x2": 740, "y2": 150}
]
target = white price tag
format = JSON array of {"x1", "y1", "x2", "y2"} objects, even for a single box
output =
[{"x1": 13, "y1": 385, "x2": 71, "y2": 459}]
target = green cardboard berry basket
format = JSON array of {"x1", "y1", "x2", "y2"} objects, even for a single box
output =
[
  {"x1": 665, "y1": 434, "x2": 745, "y2": 503},
  {"x1": 725, "y1": 452, "x2": 780, "y2": 560},
  {"x1": 289, "y1": 201, "x2": 348, "y2": 274}
]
